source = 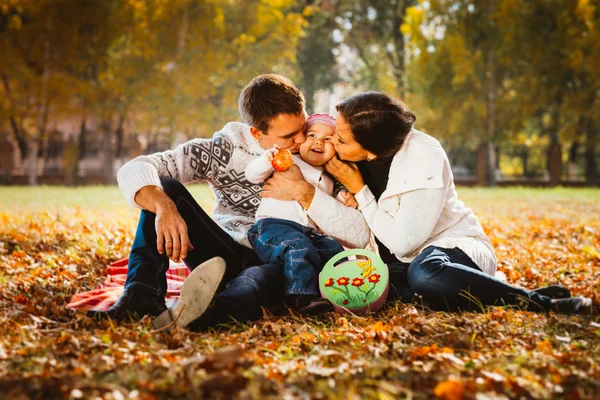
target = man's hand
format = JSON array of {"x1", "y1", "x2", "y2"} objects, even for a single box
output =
[
  {"x1": 155, "y1": 202, "x2": 193, "y2": 262},
  {"x1": 325, "y1": 157, "x2": 365, "y2": 194},
  {"x1": 134, "y1": 185, "x2": 193, "y2": 262},
  {"x1": 261, "y1": 165, "x2": 316, "y2": 209}
]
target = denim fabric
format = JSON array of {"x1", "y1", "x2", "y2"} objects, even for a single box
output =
[
  {"x1": 248, "y1": 218, "x2": 344, "y2": 296},
  {"x1": 388, "y1": 246, "x2": 552, "y2": 312},
  {"x1": 124, "y1": 177, "x2": 259, "y2": 297},
  {"x1": 188, "y1": 262, "x2": 287, "y2": 331}
]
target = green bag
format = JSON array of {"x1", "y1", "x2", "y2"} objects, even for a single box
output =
[{"x1": 319, "y1": 249, "x2": 389, "y2": 314}]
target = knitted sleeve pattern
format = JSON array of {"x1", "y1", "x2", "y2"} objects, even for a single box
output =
[{"x1": 117, "y1": 133, "x2": 233, "y2": 208}]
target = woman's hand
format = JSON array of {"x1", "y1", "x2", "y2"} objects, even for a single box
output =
[
  {"x1": 325, "y1": 156, "x2": 365, "y2": 194},
  {"x1": 261, "y1": 165, "x2": 316, "y2": 209}
]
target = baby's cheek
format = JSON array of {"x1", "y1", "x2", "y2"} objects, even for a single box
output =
[{"x1": 299, "y1": 141, "x2": 311, "y2": 152}]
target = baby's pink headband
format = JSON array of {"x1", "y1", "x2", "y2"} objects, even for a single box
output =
[{"x1": 306, "y1": 113, "x2": 336, "y2": 131}]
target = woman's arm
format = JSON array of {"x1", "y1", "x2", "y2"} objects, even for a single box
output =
[
  {"x1": 307, "y1": 188, "x2": 371, "y2": 248},
  {"x1": 355, "y1": 185, "x2": 446, "y2": 257}
]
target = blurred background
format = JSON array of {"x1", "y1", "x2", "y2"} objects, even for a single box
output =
[{"x1": 0, "y1": 0, "x2": 598, "y2": 187}]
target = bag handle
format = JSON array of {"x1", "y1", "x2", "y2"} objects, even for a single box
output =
[{"x1": 325, "y1": 249, "x2": 382, "y2": 269}]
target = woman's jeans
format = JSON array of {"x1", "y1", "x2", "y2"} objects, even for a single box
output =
[
  {"x1": 248, "y1": 218, "x2": 345, "y2": 296},
  {"x1": 388, "y1": 246, "x2": 552, "y2": 312},
  {"x1": 124, "y1": 177, "x2": 286, "y2": 324}
]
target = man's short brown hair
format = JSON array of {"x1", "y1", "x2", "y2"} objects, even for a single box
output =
[{"x1": 238, "y1": 74, "x2": 305, "y2": 133}]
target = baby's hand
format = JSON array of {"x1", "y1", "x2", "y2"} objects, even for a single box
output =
[
  {"x1": 265, "y1": 145, "x2": 281, "y2": 161},
  {"x1": 340, "y1": 191, "x2": 358, "y2": 209}
]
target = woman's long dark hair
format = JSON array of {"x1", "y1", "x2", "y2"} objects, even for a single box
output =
[{"x1": 336, "y1": 92, "x2": 416, "y2": 159}]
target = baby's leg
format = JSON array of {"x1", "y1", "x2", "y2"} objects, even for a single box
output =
[{"x1": 248, "y1": 218, "x2": 321, "y2": 296}]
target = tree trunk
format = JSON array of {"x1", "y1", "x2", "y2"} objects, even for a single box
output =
[
  {"x1": 477, "y1": 142, "x2": 496, "y2": 186},
  {"x1": 388, "y1": 0, "x2": 414, "y2": 96},
  {"x1": 481, "y1": 44, "x2": 496, "y2": 187},
  {"x1": 303, "y1": 82, "x2": 316, "y2": 114},
  {"x1": 102, "y1": 120, "x2": 115, "y2": 185},
  {"x1": 585, "y1": 118, "x2": 598, "y2": 186},
  {"x1": 547, "y1": 136, "x2": 562, "y2": 186},
  {"x1": 28, "y1": 20, "x2": 52, "y2": 186},
  {"x1": 1, "y1": 71, "x2": 27, "y2": 171},
  {"x1": 74, "y1": 113, "x2": 88, "y2": 186},
  {"x1": 115, "y1": 113, "x2": 126, "y2": 159}
]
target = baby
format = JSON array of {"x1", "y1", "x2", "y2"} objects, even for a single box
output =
[{"x1": 245, "y1": 113, "x2": 354, "y2": 313}]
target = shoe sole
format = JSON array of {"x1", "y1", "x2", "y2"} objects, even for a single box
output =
[
  {"x1": 531, "y1": 284, "x2": 571, "y2": 299},
  {"x1": 152, "y1": 257, "x2": 226, "y2": 330}
]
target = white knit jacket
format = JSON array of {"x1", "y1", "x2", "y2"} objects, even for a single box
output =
[
  {"x1": 117, "y1": 122, "x2": 371, "y2": 249},
  {"x1": 354, "y1": 129, "x2": 498, "y2": 276}
]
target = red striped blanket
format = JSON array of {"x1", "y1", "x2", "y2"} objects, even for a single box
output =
[{"x1": 67, "y1": 258, "x2": 190, "y2": 311}]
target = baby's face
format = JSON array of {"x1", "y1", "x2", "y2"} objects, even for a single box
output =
[{"x1": 299, "y1": 124, "x2": 336, "y2": 166}]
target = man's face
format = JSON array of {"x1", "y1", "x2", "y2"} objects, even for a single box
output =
[{"x1": 251, "y1": 113, "x2": 307, "y2": 153}]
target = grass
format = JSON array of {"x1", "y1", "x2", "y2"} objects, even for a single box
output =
[{"x1": 0, "y1": 185, "x2": 599, "y2": 399}]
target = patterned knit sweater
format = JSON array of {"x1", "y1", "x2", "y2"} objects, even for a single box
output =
[{"x1": 117, "y1": 122, "x2": 371, "y2": 249}]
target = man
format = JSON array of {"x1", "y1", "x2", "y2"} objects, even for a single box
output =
[{"x1": 89, "y1": 74, "x2": 370, "y2": 329}]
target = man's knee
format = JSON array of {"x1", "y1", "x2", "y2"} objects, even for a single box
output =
[{"x1": 159, "y1": 177, "x2": 187, "y2": 199}]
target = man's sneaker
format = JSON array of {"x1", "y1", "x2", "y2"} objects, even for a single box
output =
[
  {"x1": 87, "y1": 287, "x2": 167, "y2": 321},
  {"x1": 551, "y1": 296, "x2": 593, "y2": 314},
  {"x1": 152, "y1": 257, "x2": 226, "y2": 330},
  {"x1": 531, "y1": 284, "x2": 571, "y2": 299}
]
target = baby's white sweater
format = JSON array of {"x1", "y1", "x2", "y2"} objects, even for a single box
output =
[
  {"x1": 245, "y1": 152, "x2": 341, "y2": 230},
  {"x1": 117, "y1": 122, "x2": 370, "y2": 249}
]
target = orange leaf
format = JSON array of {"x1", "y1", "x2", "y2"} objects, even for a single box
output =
[
  {"x1": 434, "y1": 379, "x2": 465, "y2": 400},
  {"x1": 536, "y1": 339, "x2": 553, "y2": 354}
]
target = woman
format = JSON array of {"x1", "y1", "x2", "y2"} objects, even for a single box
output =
[{"x1": 264, "y1": 92, "x2": 591, "y2": 314}]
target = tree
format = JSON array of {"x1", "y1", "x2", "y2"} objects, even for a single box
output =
[
  {"x1": 1, "y1": 0, "x2": 308, "y2": 185},
  {"x1": 296, "y1": 5, "x2": 339, "y2": 112},
  {"x1": 334, "y1": 0, "x2": 416, "y2": 96}
]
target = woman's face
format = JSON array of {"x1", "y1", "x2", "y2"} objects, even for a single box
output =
[{"x1": 332, "y1": 113, "x2": 370, "y2": 162}]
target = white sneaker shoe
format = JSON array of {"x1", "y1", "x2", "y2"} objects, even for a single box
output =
[{"x1": 152, "y1": 257, "x2": 226, "y2": 330}]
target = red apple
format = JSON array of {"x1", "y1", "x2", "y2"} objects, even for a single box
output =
[{"x1": 271, "y1": 148, "x2": 293, "y2": 172}]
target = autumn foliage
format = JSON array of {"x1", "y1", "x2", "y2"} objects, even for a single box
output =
[{"x1": 0, "y1": 186, "x2": 599, "y2": 399}]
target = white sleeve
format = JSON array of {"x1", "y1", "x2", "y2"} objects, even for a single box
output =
[
  {"x1": 354, "y1": 185, "x2": 446, "y2": 258},
  {"x1": 244, "y1": 153, "x2": 274, "y2": 184},
  {"x1": 117, "y1": 134, "x2": 232, "y2": 209},
  {"x1": 307, "y1": 188, "x2": 371, "y2": 249}
]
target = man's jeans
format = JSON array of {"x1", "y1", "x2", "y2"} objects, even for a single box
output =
[
  {"x1": 124, "y1": 177, "x2": 286, "y2": 323},
  {"x1": 248, "y1": 218, "x2": 344, "y2": 296},
  {"x1": 387, "y1": 246, "x2": 552, "y2": 312}
]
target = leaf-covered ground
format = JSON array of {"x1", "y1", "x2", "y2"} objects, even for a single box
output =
[{"x1": 1, "y1": 186, "x2": 599, "y2": 399}]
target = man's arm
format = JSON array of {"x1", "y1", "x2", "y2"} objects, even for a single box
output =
[
  {"x1": 132, "y1": 186, "x2": 192, "y2": 262},
  {"x1": 117, "y1": 133, "x2": 233, "y2": 209},
  {"x1": 117, "y1": 133, "x2": 234, "y2": 261}
]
